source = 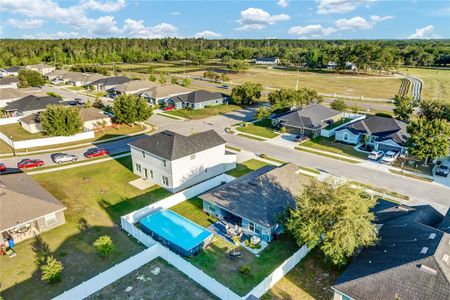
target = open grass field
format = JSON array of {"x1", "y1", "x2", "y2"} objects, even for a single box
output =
[
  {"x1": 226, "y1": 158, "x2": 271, "y2": 178},
  {"x1": 228, "y1": 67, "x2": 401, "y2": 100},
  {"x1": 0, "y1": 157, "x2": 171, "y2": 300},
  {"x1": 399, "y1": 67, "x2": 450, "y2": 101},
  {"x1": 166, "y1": 104, "x2": 241, "y2": 120},
  {"x1": 86, "y1": 258, "x2": 217, "y2": 300},
  {"x1": 236, "y1": 119, "x2": 278, "y2": 139}
]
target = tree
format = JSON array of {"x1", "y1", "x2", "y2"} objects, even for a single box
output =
[
  {"x1": 407, "y1": 117, "x2": 450, "y2": 164},
  {"x1": 420, "y1": 99, "x2": 450, "y2": 121},
  {"x1": 149, "y1": 74, "x2": 156, "y2": 82},
  {"x1": 268, "y1": 88, "x2": 295, "y2": 110},
  {"x1": 393, "y1": 95, "x2": 414, "y2": 121},
  {"x1": 255, "y1": 107, "x2": 272, "y2": 120},
  {"x1": 293, "y1": 87, "x2": 323, "y2": 108},
  {"x1": 113, "y1": 94, "x2": 152, "y2": 125},
  {"x1": 227, "y1": 60, "x2": 250, "y2": 73},
  {"x1": 85, "y1": 99, "x2": 92, "y2": 108},
  {"x1": 181, "y1": 78, "x2": 191, "y2": 87},
  {"x1": 93, "y1": 97, "x2": 103, "y2": 109},
  {"x1": 330, "y1": 99, "x2": 347, "y2": 111},
  {"x1": 230, "y1": 82, "x2": 262, "y2": 105},
  {"x1": 18, "y1": 69, "x2": 45, "y2": 87},
  {"x1": 93, "y1": 235, "x2": 115, "y2": 258},
  {"x1": 40, "y1": 256, "x2": 63, "y2": 283},
  {"x1": 32, "y1": 235, "x2": 51, "y2": 268},
  {"x1": 286, "y1": 179, "x2": 378, "y2": 266},
  {"x1": 221, "y1": 74, "x2": 230, "y2": 82},
  {"x1": 171, "y1": 77, "x2": 178, "y2": 84},
  {"x1": 158, "y1": 74, "x2": 167, "y2": 84},
  {"x1": 40, "y1": 105, "x2": 83, "y2": 136}
]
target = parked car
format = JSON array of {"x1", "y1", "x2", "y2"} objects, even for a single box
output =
[
  {"x1": 107, "y1": 93, "x2": 117, "y2": 99},
  {"x1": 436, "y1": 165, "x2": 449, "y2": 177},
  {"x1": 293, "y1": 134, "x2": 309, "y2": 143},
  {"x1": 67, "y1": 98, "x2": 85, "y2": 106},
  {"x1": 380, "y1": 151, "x2": 399, "y2": 165},
  {"x1": 163, "y1": 105, "x2": 174, "y2": 111},
  {"x1": 0, "y1": 163, "x2": 6, "y2": 172},
  {"x1": 368, "y1": 150, "x2": 384, "y2": 160},
  {"x1": 52, "y1": 153, "x2": 77, "y2": 164},
  {"x1": 84, "y1": 148, "x2": 109, "y2": 158},
  {"x1": 218, "y1": 84, "x2": 229, "y2": 89},
  {"x1": 17, "y1": 159, "x2": 44, "y2": 169}
]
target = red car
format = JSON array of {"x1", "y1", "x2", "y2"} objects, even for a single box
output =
[
  {"x1": 84, "y1": 148, "x2": 109, "y2": 158},
  {"x1": 0, "y1": 163, "x2": 6, "y2": 172},
  {"x1": 17, "y1": 159, "x2": 44, "y2": 169},
  {"x1": 163, "y1": 105, "x2": 174, "y2": 111}
]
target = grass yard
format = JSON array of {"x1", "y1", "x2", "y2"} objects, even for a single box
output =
[
  {"x1": 301, "y1": 137, "x2": 367, "y2": 160},
  {"x1": 0, "y1": 123, "x2": 45, "y2": 141},
  {"x1": 94, "y1": 124, "x2": 146, "y2": 142},
  {"x1": 65, "y1": 86, "x2": 86, "y2": 91},
  {"x1": 0, "y1": 157, "x2": 171, "y2": 300},
  {"x1": 171, "y1": 197, "x2": 217, "y2": 228},
  {"x1": 237, "y1": 133, "x2": 267, "y2": 141},
  {"x1": 326, "y1": 118, "x2": 353, "y2": 130},
  {"x1": 86, "y1": 258, "x2": 217, "y2": 300},
  {"x1": 296, "y1": 147, "x2": 361, "y2": 164},
  {"x1": 262, "y1": 248, "x2": 343, "y2": 300},
  {"x1": 230, "y1": 67, "x2": 401, "y2": 100},
  {"x1": 226, "y1": 159, "x2": 271, "y2": 178},
  {"x1": 236, "y1": 119, "x2": 278, "y2": 139},
  {"x1": 166, "y1": 104, "x2": 242, "y2": 120},
  {"x1": 399, "y1": 67, "x2": 450, "y2": 101}
]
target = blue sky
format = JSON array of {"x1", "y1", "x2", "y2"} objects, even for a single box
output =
[{"x1": 0, "y1": 0, "x2": 449, "y2": 39}]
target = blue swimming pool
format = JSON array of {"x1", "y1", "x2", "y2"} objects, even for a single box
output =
[{"x1": 139, "y1": 209, "x2": 213, "y2": 257}]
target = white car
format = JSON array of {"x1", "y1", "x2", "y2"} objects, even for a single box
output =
[
  {"x1": 380, "y1": 151, "x2": 399, "y2": 165},
  {"x1": 52, "y1": 153, "x2": 77, "y2": 164},
  {"x1": 368, "y1": 150, "x2": 384, "y2": 160}
]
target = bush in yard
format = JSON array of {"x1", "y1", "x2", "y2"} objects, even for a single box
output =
[
  {"x1": 255, "y1": 107, "x2": 272, "y2": 120},
  {"x1": 239, "y1": 264, "x2": 252, "y2": 276},
  {"x1": 149, "y1": 74, "x2": 156, "y2": 82},
  {"x1": 113, "y1": 94, "x2": 152, "y2": 125},
  {"x1": 46, "y1": 92, "x2": 63, "y2": 99},
  {"x1": 93, "y1": 97, "x2": 104, "y2": 109},
  {"x1": 18, "y1": 69, "x2": 45, "y2": 87},
  {"x1": 41, "y1": 256, "x2": 64, "y2": 284},
  {"x1": 93, "y1": 235, "x2": 115, "y2": 258},
  {"x1": 181, "y1": 78, "x2": 191, "y2": 87},
  {"x1": 40, "y1": 105, "x2": 83, "y2": 136},
  {"x1": 158, "y1": 74, "x2": 167, "y2": 84},
  {"x1": 280, "y1": 126, "x2": 286, "y2": 134},
  {"x1": 330, "y1": 99, "x2": 347, "y2": 111},
  {"x1": 171, "y1": 77, "x2": 178, "y2": 84}
]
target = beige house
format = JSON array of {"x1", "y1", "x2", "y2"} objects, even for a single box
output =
[
  {"x1": 0, "y1": 88, "x2": 25, "y2": 108},
  {"x1": 113, "y1": 80, "x2": 159, "y2": 95},
  {"x1": 0, "y1": 173, "x2": 66, "y2": 244},
  {"x1": 26, "y1": 63, "x2": 56, "y2": 75},
  {"x1": 139, "y1": 84, "x2": 192, "y2": 106}
]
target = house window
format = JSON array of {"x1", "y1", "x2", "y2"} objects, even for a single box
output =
[
  {"x1": 343, "y1": 133, "x2": 349, "y2": 141},
  {"x1": 142, "y1": 151, "x2": 145, "y2": 159},
  {"x1": 190, "y1": 154, "x2": 196, "y2": 160},
  {"x1": 162, "y1": 159, "x2": 167, "y2": 167},
  {"x1": 249, "y1": 222, "x2": 255, "y2": 232},
  {"x1": 209, "y1": 205, "x2": 216, "y2": 213},
  {"x1": 150, "y1": 170, "x2": 153, "y2": 178},
  {"x1": 44, "y1": 213, "x2": 57, "y2": 226},
  {"x1": 205, "y1": 168, "x2": 208, "y2": 173},
  {"x1": 162, "y1": 176, "x2": 169, "y2": 185},
  {"x1": 136, "y1": 163, "x2": 141, "y2": 172}
]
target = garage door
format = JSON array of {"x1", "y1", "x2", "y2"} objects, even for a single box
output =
[{"x1": 377, "y1": 143, "x2": 402, "y2": 153}]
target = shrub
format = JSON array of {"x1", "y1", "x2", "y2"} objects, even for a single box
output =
[
  {"x1": 374, "y1": 112, "x2": 392, "y2": 118},
  {"x1": 280, "y1": 127, "x2": 286, "y2": 134},
  {"x1": 149, "y1": 74, "x2": 156, "y2": 82},
  {"x1": 330, "y1": 99, "x2": 347, "y2": 111},
  {"x1": 93, "y1": 97, "x2": 104, "y2": 109},
  {"x1": 239, "y1": 264, "x2": 252, "y2": 276},
  {"x1": 32, "y1": 235, "x2": 51, "y2": 268},
  {"x1": 41, "y1": 256, "x2": 63, "y2": 283},
  {"x1": 255, "y1": 107, "x2": 271, "y2": 120},
  {"x1": 181, "y1": 78, "x2": 191, "y2": 87},
  {"x1": 93, "y1": 235, "x2": 115, "y2": 258},
  {"x1": 46, "y1": 92, "x2": 63, "y2": 99}
]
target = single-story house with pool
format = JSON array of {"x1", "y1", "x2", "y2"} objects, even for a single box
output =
[
  {"x1": 169, "y1": 90, "x2": 228, "y2": 110},
  {"x1": 199, "y1": 163, "x2": 305, "y2": 243},
  {"x1": 334, "y1": 116, "x2": 409, "y2": 154}
]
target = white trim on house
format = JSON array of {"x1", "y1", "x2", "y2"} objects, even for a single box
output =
[{"x1": 0, "y1": 208, "x2": 67, "y2": 233}]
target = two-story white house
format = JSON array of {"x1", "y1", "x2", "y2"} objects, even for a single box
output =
[{"x1": 128, "y1": 130, "x2": 237, "y2": 193}]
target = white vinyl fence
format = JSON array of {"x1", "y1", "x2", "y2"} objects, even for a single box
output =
[
  {"x1": 320, "y1": 113, "x2": 366, "y2": 138},
  {"x1": 0, "y1": 115, "x2": 24, "y2": 125},
  {"x1": 0, "y1": 130, "x2": 95, "y2": 149}
]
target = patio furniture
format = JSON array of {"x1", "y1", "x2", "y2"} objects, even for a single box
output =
[
  {"x1": 228, "y1": 250, "x2": 243, "y2": 258},
  {"x1": 250, "y1": 235, "x2": 261, "y2": 245}
]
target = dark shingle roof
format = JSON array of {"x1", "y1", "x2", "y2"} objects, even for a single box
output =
[
  {"x1": 0, "y1": 77, "x2": 19, "y2": 85},
  {"x1": 89, "y1": 76, "x2": 131, "y2": 87},
  {"x1": 128, "y1": 130, "x2": 226, "y2": 160},
  {"x1": 2, "y1": 66, "x2": 21, "y2": 73},
  {"x1": 333, "y1": 200, "x2": 450, "y2": 300},
  {"x1": 338, "y1": 116, "x2": 409, "y2": 145},
  {"x1": 199, "y1": 164, "x2": 305, "y2": 227},
  {"x1": 4, "y1": 95, "x2": 64, "y2": 112},
  {"x1": 0, "y1": 173, "x2": 66, "y2": 231},
  {"x1": 173, "y1": 90, "x2": 227, "y2": 104},
  {"x1": 276, "y1": 104, "x2": 341, "y2": 129},
  {"x1": 438, "y1": 208, "x2": 450, "y2": 234}
]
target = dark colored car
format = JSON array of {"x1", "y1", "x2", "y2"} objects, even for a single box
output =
[
  {"x1": 294, "y1": 134, "x2": 309, "y2": 143},
  {"x1": 84, "y1": 148, "x2": 109, "y2": 158},
  {"x1": 436, "y1": 165, "x2": 449, "y2": 177},
  {"x1": 67, "y1": 98, "x2": 86, "y2": 106},
  {"x1": 17, "y1": 159, "x2": 44, "y2": 169},
  {"x1": 0, "y1": 163, "x2": 6, "y2": 172}
]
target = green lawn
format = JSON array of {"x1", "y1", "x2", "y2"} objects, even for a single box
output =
[
  {"x1": 325, "y1": 118, "x2": 352, "y2": 130},
  {"x1": 301, "y1": 137, "x2": 367, "y2": 159},
  {"x1": 399, "y1": 67, "x2": 450, "y2": 101},
  {"x1": 237, "y1": 133, "x2": 267, "y2": 141},
  {"x1": 296, "y1": 147, "x2": 361, "y2": 164},
  {"x1": 171, "y1": 197, "x2": 217, "y2": 227},
  {"x1": 66, "y1": 86, "x2": 86, "y2": 91},
  {"x1": 0, "y1": 123, "x2": 45, "y2": 141},
  {"x1": 166, "y1": 104, "x2": 242, "y2": 120},
  {"x1": 236, "y1": 119, "x2": 278, "y2": 139},
  {"x1": 0, "y1": 157, "x2": 171, "y2": 300},
  {"x1": 226, "y1": 159, "x2": 271, "y2": 178}
]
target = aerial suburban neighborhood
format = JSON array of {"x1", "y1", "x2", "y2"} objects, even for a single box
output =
[{"x1": 0, "y1": 1, "x2": 449, "y2": 300}]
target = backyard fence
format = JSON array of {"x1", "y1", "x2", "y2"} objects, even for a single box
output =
[
  {"x1": 121, "y1": 217, "x2": 157, "y2": 248},
  {"x1": 0, "y1": 115, "x2": 24, "y2": 125},
  {"x1": 320, "y1": 113, "x2": 366, "y2": 138}
]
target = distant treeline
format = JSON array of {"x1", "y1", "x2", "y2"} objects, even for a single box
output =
[{"x1": 0, "y1": 39, "x2": 449, "y2": 71}]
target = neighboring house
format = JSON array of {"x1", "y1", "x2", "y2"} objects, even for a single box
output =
[
  {"x1": 46, "y1": 69, "x2": 69, "y2": 81},
  {"x1": 0, "y1": 77, "x2": 19, "y2": 89},
  {"x1": 327, "y1": 61, "x2": 357, "y2": 71},
  {"x1": 87, "y1": 76, "x2": 132, "y2": 91},
  {"x1": 252, "y1": 57, "x2": 281, "y2": 65},
  {"x1": 26, "y1": 63, "x2": 56, "y2": 75},
  {"x1": 112, "y1": 80, "x2": 159, "y2": 95},
  {"x1": 273, "y1": 104, "x2": 343, "y2": 137},
  {"x1": 3, "y1": 95, "x2": 64, "y2": 117},
  {"x1": 200, "y1": 163, "x2": 304, "y2": 243},
  {"x1": 335, "y1": 116, "x2": 409, "y2": 154},
  {"x1": 332, "y1": 199, "x2": 450, "y2": 300},
  {"x1": 19, "y1": 107, "x2": 111, "y2": 133},
  {"x1": 0, "y1": 88, "x2": 25, "y2": 108},
  {"x1": 0, "y1": 173, "x2": 66, "y2": 244},
  {"x1": 169, "y1": 90, "x2": 228, "y2": 109},
  {"x1": 139, "y1": 84, "x2": 192, "y2": 106},
  {"x1": 46, "y1": 70, "x2": 94, "y2": 86},
  {"x1": 128, "y1": 130, "x2": 237, "y2": 193},
  {"x1": 0, "y1": 66, "x2": 21, "y2": 77}
]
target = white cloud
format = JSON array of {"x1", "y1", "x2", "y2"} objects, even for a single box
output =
[
  {"x1": 169, "y1": 11, "x2": 180, "y2": 16},
  {"x1": 288, "y1": 24, "x2": 336, "y2": 38},
  {"x1": 194, "y1": 30, "x2": 222, "y2": 38},
  {"x1": 317, "y1": 0, "x2": 375, "y2": 15},
  {"x1": 6, "y1": 18, "x2": 44, "y2": 29},
  {"x1": 277, "y1": 0, "x2": 288, "y2": 8},
  {"x1": 76, "y1": 0, "x2": 126, "y2": 13},
  {"x1": 237, "y1": 8, "x2": 290, "y2": 30},
  {"x1": 335, "y1": 15, "x2": 393, "y2": 30},
  {"x1": 23, "y1": 31, "x2": 82, "y2": 39},
  {"x1": 408, "y1": 25, "x2": 441, "y2": 39},
  {"x1": 122, "y1": 19, "x2": 178, "y2": 38}
]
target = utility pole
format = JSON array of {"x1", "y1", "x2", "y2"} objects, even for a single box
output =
[{"x1": 295, "y1": 65, "x2": 300, "y2": 91}]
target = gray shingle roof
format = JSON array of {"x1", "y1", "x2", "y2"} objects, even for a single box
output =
[
  {"x1": 439, "y1": 208, "x2": 450, "y2": 234},
  {"x1": 128, "y1": 130, "x2": 226, "y2": 160},
  {"x1": 5, "y1": 95, "x2": 64, "y2": 112},
  {"x1": 0, "y1": 173, "x2": 66, "y2": 231},
  {"x1": 333, "y1": 200, "x2": 450, "y2": 300},
  {"x1": 2, "y1": 66, "x2": 21, "y2": 73},
  {"x1": 199, "y1": 163, "x2": 304, "y2": 227},
  {"x1": 89, "y1": 76, "x2": 131, "y2": 87},
  {"x1": 173, "y1": 90, "x2": 227, "y2": 104},
  {"x1": 0, "y1": 77, "x2": 19, "y2": 85},
  {"x1": 276, "y1": 104, "x2": 341, "y2": 129}
]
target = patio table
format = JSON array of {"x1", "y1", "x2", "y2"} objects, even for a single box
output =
[{"x1": 250, "y1": 236, "x2": 261, "y2": 245}]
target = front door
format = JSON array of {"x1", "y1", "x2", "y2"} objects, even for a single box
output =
[{"x1": 144, "y1": 168, "x2": 148, "y2": 179}]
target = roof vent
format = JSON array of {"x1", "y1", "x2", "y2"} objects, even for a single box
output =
[
  {"x1": 443, "y1": 254, "x2": 449, "y2": 264},
  {"x1": 420, "y1": 247, "x2": 429, "y2": 254},
  {"x1": 418, "y1": 264, "x2": 437, "y2": 275},
  {"x1": 428, "y1": 233, "x2": 436, "y2": 240},
  {"x1": 384, "y1": 249, "x2": 388, "y2": 253},
  {"x1": 368, "y1": 260, "x2": 372, "y2": 264}
]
